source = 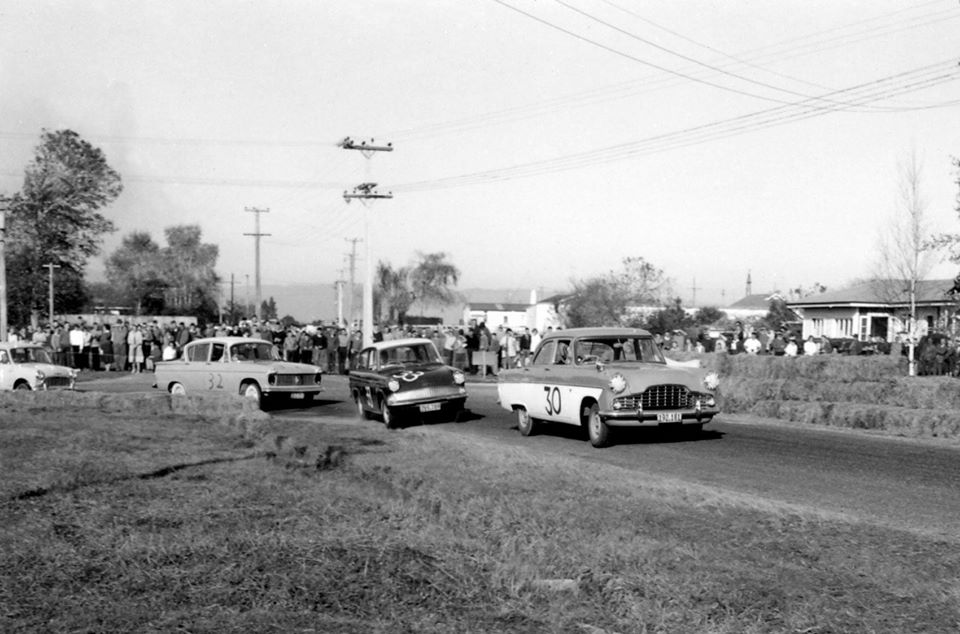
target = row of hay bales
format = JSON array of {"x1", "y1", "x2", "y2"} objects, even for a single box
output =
[{"x1": 670, "y1": 353, "x2": 960, "y2": 440}]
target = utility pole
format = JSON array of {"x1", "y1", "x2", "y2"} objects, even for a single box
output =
[
  {"x1": 690, "y1": 277, "x2": 701, "y2": 307},
  {"x1": 334, "y1": 269, "x2": 346, "y2": 327},
  {"x1": 0, "y1": 199, "x2": 7, "y2": 342},
  {"x1": 345, "y1": 237, "x2": 362, "y2": 327},
  {"x1": 244, "y1": 207, "x2": 270, "y2": 321},
  {"x1": 43, "y1": 263, "x2": 61, "y2": 324},
  {"x1": 230, "y1": 273, "x2": 236, "y2": 323},
  {"x1": 340, "y1": 136, "x2": 394, "y2": 347}
]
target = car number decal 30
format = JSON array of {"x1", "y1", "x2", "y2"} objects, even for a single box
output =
[{"x1": 543, "y1": 386, "x2": 562, "y2": 415}]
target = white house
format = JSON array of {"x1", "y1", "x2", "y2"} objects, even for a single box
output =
[{"x1": 787, "y1": 279, "x2": 958, "y2": 341}]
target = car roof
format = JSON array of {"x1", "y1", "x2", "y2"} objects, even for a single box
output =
[
  {"x1": 0, "y1": 342, "x2": 43, "y2": 350},
  {"x1": 540, "y1": 327, "x2": 652, "y2": 340},
  {"x1": 186, "y1": 337, "x2": 273, "y2": 346},
  {"x1": 364, "y1": 337, "x2": 435, "y2": 352}
]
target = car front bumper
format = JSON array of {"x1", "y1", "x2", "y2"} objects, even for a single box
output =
[
  {"x1": 386, "y1": 385, "x2": 468, "y2": 409},
  {"x1": 599, "y1": 407, "x2": 718, "y2": 426}
]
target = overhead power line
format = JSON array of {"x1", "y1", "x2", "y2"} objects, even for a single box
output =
[{"x1": 391, "y1": 59, "x2": 960, "y2": 193}]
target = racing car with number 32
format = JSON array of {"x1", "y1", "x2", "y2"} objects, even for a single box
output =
[{"x1": 497, "y1": 327, "x2": 719, "y2": 448}]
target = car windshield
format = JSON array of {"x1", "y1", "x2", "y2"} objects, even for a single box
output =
[
  {"x1": 572, "y1": 337, "x2": 665, "y2": 364},
  {"x1": 229, "y1": 341, "x2": 281, "y2": 362},
  {"x1": 8, "y1": 347, "x2": 53, "y2": 364},
  {"x1": 379, "y1": 342, "x2": 442, "y2": 367}
]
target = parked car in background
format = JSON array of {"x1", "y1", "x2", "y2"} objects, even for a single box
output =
[
  {"x1": 153, "y1": 336, "x2": 323, "y2": 408},
  {"x1": 349, "y1": 338, "x2": 467, "y2": 428},
  {"x1": 0, "y1": 342, "x2": 77, "y2": 391},
  {"x1": 497, "y1": 327, "x2": 719, "y2": 448}
]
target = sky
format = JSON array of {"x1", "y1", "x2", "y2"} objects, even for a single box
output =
[{"x1": 2, "y1": 0, "x2": 960, "y2": 313}]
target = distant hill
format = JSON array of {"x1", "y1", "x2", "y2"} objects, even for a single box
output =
[{"x1": 258, "y1": 284, "x2": 564, "y2": 324}]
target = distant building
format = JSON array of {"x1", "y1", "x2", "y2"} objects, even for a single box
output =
[
  {"x1": 462, "y1": 289, "x2": 564, "y2": 331},
  {"x1": 722, "y1": 292, "x2": 785, "y2": 322},
  {"x1": 787, "y1": 279, "x2": 959, "y2": 341}
]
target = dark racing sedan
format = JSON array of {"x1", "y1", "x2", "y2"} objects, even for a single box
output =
[{"x1": 349, "y1": 337, "x2": 468, "y2": 428}]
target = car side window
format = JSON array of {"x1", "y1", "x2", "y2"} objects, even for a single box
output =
[
  {"x1": 187, "y1": 343, "x2": 210, "y2": 362},
  {"x1": 531, "y1": 340, "x2": 556, "y2": 366},
  {"x1": 0, "y1": 351, "x2": 7, "y2": 364},
  {"x1": 555, "y1": 339, "x2": 573, "y2": 365},
  {"x1": 210, "y1": 343, "x2": 225, "y2": 362}
]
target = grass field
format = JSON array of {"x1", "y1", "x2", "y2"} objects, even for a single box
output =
[{"x1": 2, "y1": 407, "x2": 959, "y2": 633}]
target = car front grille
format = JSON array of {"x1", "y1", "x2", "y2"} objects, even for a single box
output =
[
  {"x1": 273, "y1": 374, "x2": 319, "y2": 387},
  {"x1": 614, "y1": 384, "x2": 694, "y2": 410},
  {"x1": 43, "y1": 377, "x2": 74, "y2": 389}
]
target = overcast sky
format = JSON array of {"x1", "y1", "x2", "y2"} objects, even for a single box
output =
[{"x1": 2, "y1": 0, "x2": 959, "y2": 307}]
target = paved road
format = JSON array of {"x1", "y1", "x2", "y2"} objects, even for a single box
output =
[{"x1": 78, "y1": 371, "x2": 960, "y2": 540}]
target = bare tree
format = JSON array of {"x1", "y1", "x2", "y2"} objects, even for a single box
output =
[{"x1": 873, "y1": 149, "x2": 933, "y2": 376}]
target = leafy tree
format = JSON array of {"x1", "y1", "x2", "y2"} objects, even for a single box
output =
[
  {"x1": 642, "y1": 298, "x2": 692, "y2": 334},
  {"x1": 693, "y1": 306, "x2": 724, "y2": 326},
  {"x1": 105, "y1": 231, "x2": 163, "y2": 315},
  {"x1": 376, "y1": 261, "x2": 414, "y2": 324},
  {"x1": 762, "y1": 296, "x2": 797, "y2": 331},
  {"x1": 159, "y1": 225, "x2": 219, "y2": 321},
  {"x1": 409, "y1": 252, "x2": 460, "y2": 315},
  {"x1": 260, "y1": 296, "x2": 278, "y2": 321},
  {"x1": 4, "y1": 129, "x2": 121, "y2": 324},
  {"x1": 565, "y1": 257, "x2": 669, "y2": 327}
]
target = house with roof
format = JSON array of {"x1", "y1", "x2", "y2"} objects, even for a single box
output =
[
  {"x1": 787, "y1": 278, "x2": 959, "y2": 341},
  {"x1": 722, "y1": 293, "x2": 786, "y2": 322},
  {"x1": 461, "y1": 289, "x2": 565, "y2": 331}
]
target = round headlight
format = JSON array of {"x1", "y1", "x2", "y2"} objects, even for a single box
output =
[
  {"x1": 703, "y1": 372, "x2": 719, "y2": 391},
  {"x1": 387, "y1": 379, "x2": 400, "y2": 392},
  {"x1": 36, "y1": 370, "x2": 46, "y2": 381},
  {"x1": 452, "y1": 371, "x2": 465, "y2": 385},
  {"x1": 609, "y1": 373, "x2": 627, "y2": 394}
]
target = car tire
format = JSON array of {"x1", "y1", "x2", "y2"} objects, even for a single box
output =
[
  {"x1": 14, "y1": 381, "x2": 32, "y2": 391},
  {"x1": 169, "y1": 382, "x2": 186, "y2": 396},
  {"x1": 586, "y1": 403, "x2": 611, "y2": 448},
  {"x1": 381, "y1": 397, "x2": 398, "y2": 429},
  {"x1": 516, "y1": 406, "x2": 538, "y2": 436},
  {"x1": 355, "y1": 392, "x2": 371, "y2": 419},
  {"x1": 240, "y1": 381, "x2": 263, "y2": 408}
]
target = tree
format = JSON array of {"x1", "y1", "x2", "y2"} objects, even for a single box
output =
[
  {"x1": 104, "y1": 225, "x2": 220, "y2": 322},
  {"x1": 564, "y1": 257, "x2": 669, "y2": 327},
  {"x1": 5, "y1": 129, "x2": 121, "y2": 324},
  {"x1": 159, "y1": 225, "x2": 219, "y2": 321},
  {"x1": 260, "y1": 297, "x2": 278, "y2": 321},
  {"x1": 693, "y1": 306, "x2": 724, "y2": 326},
  {"x1": 762, "y1": 296, "x2": 797, "y2": 331},
  {"x1": 409, "y1": 252, "x2": 460, "y2": 316},
  {"x1": 642, "y1": 297, "x2": 692, "y2": 334},
  {"x1": 105, "y1": 231, "x2": 163, "y2": 315},
  {"x1": 375, "y1": 261, "x2": 414, "y2": 324},
  {"x1": 873, "y1": 149, "x2": 934, "y2": 376}
]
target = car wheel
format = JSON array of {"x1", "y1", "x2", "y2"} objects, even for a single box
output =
[
  {"x1": 516, "y1": 406, "x2": 538, "y2": 436},
  {"x1": 14, "y1": 381, "x2": 32, "y2": 391},
  {"x1": 169, "y1": 382, "x2": 186, "y2": 396},
  {"x1": 355, "y1": 392, "x2": 370, "y2": 419},
  {"x1": 586, "y1": 403, "x2": 610, "y2": 448},
  {"x1": 381, "y1": 397, "x2": 398, "y2": 429},
  {"x1": 240, "y1": 381, "x2": 263, "y2": 408}
]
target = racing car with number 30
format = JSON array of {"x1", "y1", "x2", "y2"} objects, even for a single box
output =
[{"x1": 497, "y1": 327, "x2": 719, "y2": 448}]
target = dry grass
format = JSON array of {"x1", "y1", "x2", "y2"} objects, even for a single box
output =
[{"x1": 2, "y1": 409, "x2": 959, "y2": 633}]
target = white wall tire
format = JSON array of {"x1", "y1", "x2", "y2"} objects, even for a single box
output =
[
  {"x1": 586, "y1": 403, "x2": 610, "y2": 448},
  {"x1": 516, "y1": 407, "x2": 538, "y2": 436},
  {"x1": 169, "y1": 382, "x2": 186, "y2": 396},
  {"x1": 240, "y1": 381, "x2": 262, "y2": 408},
  {"x1": 14, "y1": 381, "x2": 32, "y2": 391}
]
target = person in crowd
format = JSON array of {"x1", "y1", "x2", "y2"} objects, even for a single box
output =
[
  {"x1": 743, "y1": 331, "x2": 762, "y2": 355},
  {"x1": 500, "y1": 328, "x2": 518, "y2": 369},
  {"x1": 784, "y1": 337, "x2": 799, "y2": 357},
  {"x1": 99, "y1": 323, "x2": 114, "y2": 370},
  {"x1": 803, "y1": 336, "x2": 819, "y2": 356},
  {"x1": 128, "y1": 324, "x2": 145, "y2": 373},
  {"x1": 113, "y1": 320, "x2": 128, "y2": 372},
  {"x1": 299, "y1": 328, "x2": 314, "y2": 365},
  {"x1": 336, "y1": 328, "x2": 350, "y2": 374},
  {"x1": 283, "y1": 328, "x2": 299, "y2": 362}
]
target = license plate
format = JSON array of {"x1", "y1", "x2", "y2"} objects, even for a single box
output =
[
  {"x1": 419, "y1": 402, "x2": 442, "y2": 413},
  {"x1": 657, "y1": 412, "x2": 682, "y2": 423},
  {"x1": 290, "y1": 393, "x2": 304, "y2": 400}
]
